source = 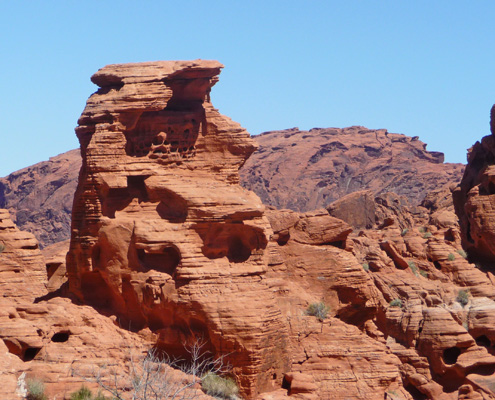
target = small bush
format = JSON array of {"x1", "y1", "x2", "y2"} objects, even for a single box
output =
[
  {"x1": 419, "y1": 270, "x2": 428, "y2": 278},
  {"x1": 423, "y1": 232, "x2": 432, "y2": 239},
  {"x1": 26, "y1": 379, "x2": 47, "y2": 400},
  {"x1": 305, "y1": 302, "x2": 330, "y2": 321},
  {"x1": 202, "y1": 373, "x2": 239, "y2": 399},
  {"x1": 457, "y1": 290, "x2": 470, "y2": 307},
  {"x1": 447, "y1": 253, "x2": 455, "y2": 261},
  {"x1": 418, "y1": 227, "x2": 426, "y2": 234},
  {"x1": 0, "y1": 242, "x2": 5, "y2": 253},
  {"x1": 401, "y1": 228, "x2": 408, "y2": 237},
  {"x1": 457, "y1": 249, "x2": 468, "y2": 259},
  {"x1": 408, "y1": 261, "x2": 418, "y2": 276},
  {"x1": 70, "y1": 386, "x2": 93, "y2": 400},
  {"x1": 390, "y1": 299, "x2": 403, "y2": 308},
  {"x1": 362, "y1": 263, "x2": 369, "y2": 272}
]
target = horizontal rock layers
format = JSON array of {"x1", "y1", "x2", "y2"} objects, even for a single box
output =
[{"x1": 66, "y1": 60, "x2": 289, "y2": 397}]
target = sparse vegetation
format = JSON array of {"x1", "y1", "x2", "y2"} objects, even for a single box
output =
[
  {"x1": 401, "y1": 228, "x2": 408, "y2": 237},
  {"x1": 418, "y1": 227, "x2": 426, "y2": 234},
  {"x1": 362, "y1": 263, "x2": 369, "y2": 272},
  {"x1": 419, "y1": 270, "x2": 428, "y2": 278},
  {"x1": 390, "y1": 299, "x2": 403, "y2": 308},
  {"x1": 457, "y1": 289, "x2": 470, "y2": 307},
  {"x1": 69, "y1": 386, "x2": 108, "y2": 400},
  {"x1": 0, "y1": 242, "x2": 5, "y2": 253},
  {"x1": 423, "y1": 232, "x2": 432, "y2": 239},
  {"x1": 448, "y1": 253, "x2": 455, "y2": 261},
  {"x1": 306, "y1": 302, "x2": 330, "y2": 321},
  {"x1": 201, "y1": 373, "x2": 239, "y2": 399},
  {"x1": 408, "y1": 261, "x2": 418, "y2": 276},
  {"x1": 457, "y1": 249, "x2": 468, "y2": 259},
  {"x1": 26, "y1": 379, "x2": 47, "y2": 400}
]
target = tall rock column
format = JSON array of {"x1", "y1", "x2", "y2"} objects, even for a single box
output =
[{"x1": 66, "y1": 60, "x2": 289, "y2": 396}]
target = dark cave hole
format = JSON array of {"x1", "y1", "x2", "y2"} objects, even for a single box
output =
[
  {"x1": 137, "y1": 246, "x2": 181, "y2": 274},
  {"x1": 24, "y1": 347, "x2": 41, "y2": 362},
  {"x1": 227, "y1": 236, "x2": 251, "y2": 263},
  {"x1": 127, "y1": 175, "x2": 149, "y2": 201},
  {"x1": 444, "y1": 230, "x2": 455, "y2": 242},
  {"x1": 476, "y1": 335, "x2": 491, "y2": 348},
  {"x1": 281, "y1": 376, "x2": 291, "y2": 392},
  {"x1": 404, "y1": 383, "x2": 427, "y2": 400},
  {"x1": 442, "y1": 346, "x2": 461, "y2": 365},
  {"x1": 433, "y1": 261, "x2": 442, "y2": 270},
  {"x1": 276, "y1": 232, "x2": 290, "y2": 246},
  {"x1": 51, "y1": 332, "x2": 70, "y2": 343}
]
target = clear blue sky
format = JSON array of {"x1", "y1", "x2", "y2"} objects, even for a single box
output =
[{"x1": 1, "y1": 1, "x2": 494, "y2": 177}]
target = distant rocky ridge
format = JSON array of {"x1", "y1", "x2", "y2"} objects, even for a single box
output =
[
  {"x1": 0, "y1": 128, "x2": 464, "y2": 248},
  {"x1": 240, "y1": 126, "x2": 465, "y2": 212}
]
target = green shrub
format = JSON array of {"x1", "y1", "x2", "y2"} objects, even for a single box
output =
[
  {"x1": 0, "y1": 242, "x2": 5, "y2": 253},
  {"x1": 362, "y1": 263, "x2": 369, "y2": 272},
  {"x1": 447, "y1": 253, "x2": 455, "y2": 261},
  {"x1": 26, "y1": 379, "x2": 47, "y2": 400},
  {"x1": 457, "y1": 289, "x2": 470, "y2": 307},
  {"x1": 401, "y1": 228, "x2": 408, "y2": 237},
  {"x1": 305, "y1": 302, "x2": 330, "y2": 321},
  {"x1": 419, "y1": 270, "x2": 428, "y2": 278},
  {"x1": 202, "y1": 373, "x2": 239, "y2": 399},
  {"x1": 70, "y1": 386, "x2": 93, "y2": 400},
  {"x1": 423, "y1": 232, "x2": 432, "y2": 239},
  {"x1": 390, "y1": 299, "x2": 403, "y2": 308},
  {"x1": 457, "y1": 249, "x2": 468, "y2": 259},
  {"x1": 418, "y1": 227, "x2": 426, "y2": 234},
  {"x1": 408, "y1": 261, "x2": 418, "y2": 276}
]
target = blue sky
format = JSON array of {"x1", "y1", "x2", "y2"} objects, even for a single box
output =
[{"x1": 1, "y1": 1, "x2": 494, "y2": 177}]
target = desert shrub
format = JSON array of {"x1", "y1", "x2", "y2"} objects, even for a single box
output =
[
  {"x1": 401, "y1": 228, "x2": 408, "y2": 237},
  {"x1": 408, "y1": 261, "x2": 418, "y2": 276},
  {"x1": 362, "y1": 263, "x2": 369, "y2": 272},
  {"x1": 419, "y1": 270, "x2": 428, "y2": 278},
  {"x1": 457, "y1": 289, "x2": 470, "y2": 307},
  {"x1": 448, "y1": 253, "x2": 455, "y2": 261},
  {"x1": 305, "y1": 302, "x2": 329, "y2": 321},
  {"x1": 390, "y1": 299, "x2": 403, "y2": 308},
  {"x1": 201, "y1": 373, "x2": 239, "y2": 399},
  {"x1": 70, "y1": 386, "x2": 93, "y2": 400},
  {"x1": 423, "y1": 232, "x2": 432, "y2": 239},
  {"x1": 418, "y1": 226, "x2": 426, "y2": 233},
  {"x1": 457, "y1": 249, "x2": 468, "y2": 259},
  {"x1": 26, "y1": 379, "x2": 47, "y2": 400},
  {"x1": 0, "y1": 242, "x2": 5, "y2": 253}
]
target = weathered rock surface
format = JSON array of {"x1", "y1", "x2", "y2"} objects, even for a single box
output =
[
  {"x1": 0, "y1": 149, "x2": 81, "y2": 248},
  {"x1": 241, "y1": 126, "x2": 464, "y2": 211},
  {"x1": 454, "y1": 105, "x2": 495, "y2": 264},
  {"x1": 66, "y1": 60, "x2": 289, "y2": 397}
]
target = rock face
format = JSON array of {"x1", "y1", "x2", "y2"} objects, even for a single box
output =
[
  {"x1": 240, "y1": 126, "x2": 464, "y2": 211},
  {"x1": 66, "y1": 60, "x2": 289, "y2": 397},
  {"x1": 0, "y1": 149, "x2": 81, "y2": 248},
  {"x1": 454, "y1": 105, "x2": 495, "y2": 263}
]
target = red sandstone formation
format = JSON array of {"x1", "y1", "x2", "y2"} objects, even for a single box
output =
[
  {"x1": 454, "y1": 105, "x2": 495, "y2": 264},
  {"x1": 240, "y1": 126, "x2": 464, "y2": 211},
  {"x1": 0, "y1": 149, "x2": 81, "y2": 248},
  {"x1": 66, "y1": 60, "x2": 289, "y2": 397}
]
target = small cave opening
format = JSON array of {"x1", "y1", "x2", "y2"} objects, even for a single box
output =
[
  {"x1": 138, "y1": 246, "x2": 181, "y2": 275},
  {"x1": 404, "y1": 383, "x2": 428, "y2": 400},
  {"x1": 227, "y1": 236, "x2": 252, "y2": 263},
  {"x1": 433, "y1": 261, "x2": 442, "y2": 270},
  {"x1": 444, "y1": 229, "x2": 455, "y2": 242},
  {"x1": 276, "y1": 232, "x2": 290, "y2": 246},
  {"x1": 476, "y1": 335, "x2": 491, "y2": 348},
  {"x1": 51, "y1": 332, "x2": 70, "y2": 343},
  {"x1": 281, "y1": 376, "x2": 291, "y2": 393},
  {"x1": 443, "y1": 346, "x2": 461, "y2": 365},
  {"x1": 127, "y1": 176, "x2": 149, "y2": 202},
  {"x1": 23, "y1": 347, "x2": 41, "y2": 362}
]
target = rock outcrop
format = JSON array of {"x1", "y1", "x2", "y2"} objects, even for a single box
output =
[
  {"x1": 454, "y1": 105, "x2": 495, "y2": 264},
  {"x1": 66, "y1": 60, "x2": 289, "y2": 397},
  {"x1": 240, "y1": 126, "x2": 464, "y2": 212},
  {"x1": 0, "y1": 150, "x2": 81, "y2": 248}
]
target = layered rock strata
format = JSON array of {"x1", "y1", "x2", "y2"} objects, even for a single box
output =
[{"x1": 66, "y1": 60, "x2": 289, "y2": 397}]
